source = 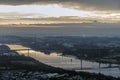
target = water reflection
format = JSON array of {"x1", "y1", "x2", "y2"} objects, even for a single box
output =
[{"x1": 7, "y1": 44, "x2": 120, "y2": 77}]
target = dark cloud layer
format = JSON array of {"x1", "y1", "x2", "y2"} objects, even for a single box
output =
[
  {"x1": 0, "y1": 0, "x2": 120, "y2": 11},
  {"x1": 74, "y1": 0, "x2": 120, "y2": 11}
]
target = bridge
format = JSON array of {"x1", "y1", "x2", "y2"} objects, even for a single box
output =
[
  {"x1": 0, "y1": 49, "x2": 120, "y2": 70},
  {"x1": 0, "y1": 48, "x2": 31, "y2": 56}
]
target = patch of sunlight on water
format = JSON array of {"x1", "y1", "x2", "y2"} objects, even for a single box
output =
[{"x1": 7, "y1": 44, "x2": 120, "y2": 77}]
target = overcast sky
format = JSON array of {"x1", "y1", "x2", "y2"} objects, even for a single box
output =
[{"x1": 0, "y1": 0, "x2": 120, "y2": 25}]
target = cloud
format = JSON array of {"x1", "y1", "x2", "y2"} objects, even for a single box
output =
[
  {"x1": 0, "y1": 0, "x2": 120, "y2": 11},
  {"x1": 63, "y1": 0, "x2": 120, "y2": 11},
  {"x1": 0, "y1": 0, "x2": 52, "y2": 5}
]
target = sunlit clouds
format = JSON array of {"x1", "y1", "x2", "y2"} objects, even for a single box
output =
[
  {"x1": 0, "y1": 3, "x2": 120, "y2": 24},
  {"x1": 0, "y1": 4, "x2": 120, "y2": 18},
  {"x1": 0, "y1": 4, "x2": 101, "y2": 18}
]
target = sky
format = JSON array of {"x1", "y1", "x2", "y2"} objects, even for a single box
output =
[{"x1": 0, "y1": 0, "x2": 120, "y2": 25}]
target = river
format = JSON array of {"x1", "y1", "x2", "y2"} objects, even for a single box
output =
[{"x1": 8, "y1": 44, "x2": 120, "y2": 78}]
